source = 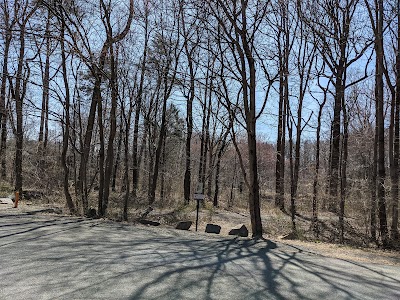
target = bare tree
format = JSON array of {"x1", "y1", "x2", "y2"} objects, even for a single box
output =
[
  {"x1": 206, "y1": 0, "x2": 272, "y2": 237},
  {"x1": 148, "y1": 0, "x2": 182, "y2": 205},
  {"x1": 298, "y1": 0, "x2": 371, "y2": 213},
  {"x1": 58, "y1": 4, "x2": 76, "y2": 214},
  {"x1": 365, "y1": 0, "x2": 389, "y2": 247},
  {"x1": 180, "y1": 0, "x2": 202, "y2": 204},
  {"x1": 8, "y1": 0, "x2": 39, "y2": 195},
  {"x1": 132, "y1": 0, "x2": 151, "y2": 201},
  {"x1": 0, "y1": 0, "x2": 17, "y2": 181},
  {"x1": 288, "y1": 10, "x2": 316, "y2": 233}
]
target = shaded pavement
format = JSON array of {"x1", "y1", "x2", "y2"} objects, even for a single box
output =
[{"x1": 0, "y1": 210, "x2": 399, "y2": 299}]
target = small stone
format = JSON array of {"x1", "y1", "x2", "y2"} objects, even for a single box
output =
[
  {"x1": 229, "y1": 224, "x2": 249, "y2": 237},
  {"x1": 176, "y1": 221, "x2": 192, "y2": 230},
  {"x1": 205, "y1": 224, "x2": 221, "y2": 234}
]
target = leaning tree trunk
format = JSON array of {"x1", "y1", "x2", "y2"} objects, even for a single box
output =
[{"x1": 60, "y1": 18, "x2": 76, "y2": 214}]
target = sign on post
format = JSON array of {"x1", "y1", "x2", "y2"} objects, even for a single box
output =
[{"x1": 194, "y1": 183, "x2": 204, "y2": 200}]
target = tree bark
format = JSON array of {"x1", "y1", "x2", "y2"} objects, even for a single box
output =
[
  {"x1": 60, "y1": 16, "x2": 76, "y2": 214},
  {"x1": 391, "y1": 0, "x2": 400, "y2": 241},
  {"x1": 312, "y1": 91, "x2": 327, "y2": 237},
  {"x1": 13, "y1": 3, "x2": 39, "y2": 195},
  {"x1": 0, "y1": 2, "x2": 14, "y2": 180},
  {"x1": 38, "y1": 10, "x2": 51, "y2": 152},
  {"x1": 132, "y1": 8, "x2": 149, "y2": 200}
]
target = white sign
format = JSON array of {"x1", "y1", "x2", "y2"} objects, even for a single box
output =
[{"x1": 194, "y1": 193, "x2": 204, "y2": 200}]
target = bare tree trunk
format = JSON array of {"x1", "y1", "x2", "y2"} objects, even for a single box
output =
[
  {"x1": 79, "y1": 60, "x2": 103, "y2": 214},
  {"x1": 391, "y1": 0, "x2": 400, "y2": 241},
  {"x1": 38, "y1": 10, "x2": 51, "y2": 152},
  {"x1": 213, "y1": 120, "x2": 231, "y2": 207},
  {"x1": 60, "y1": 17, "x2": 76, "y2": 214},
  {"x1": 312, "y1": 77, "x2": 328, "y2": 236},
  {"x1": 97, "y1": 85, "x2": 105, "y2": 216},
  {"x1": 371, "y1": 125, "x2": 378, "y2": 242},
  {"x1": 160, "y1": 135, "x2": 167, "y2": 203},
  {"x1": 198, "y1": 69, "x2": 210, "y2": 194},
  {"x1": 329, "y1": 70, "x2": 344, "y2": 212},
  {"x1": 210, "y1": 0, "x2": 265, "y2": 237},
  {"x1": 0, "y1": 2, "x2": 13, "y2": 180},
  {"x1": 149, "y1": 88, "x2": 168, "y2": 205},
  {"x1": 132, "y1": 8, "x2": 149, "y2": 200},
  {"x1": 339, "y1": 99, "x2": 349, "y2": 244},
  {"x1": 275, "y1": 1, "x2": 289, "y2": 212},
  {"x1": 13, "y1": 3, "x2": 39, "y2": 195},
  {"x1": 288, "y1": 118, "x2": 295, "y2": 232},
  {"x1": 373, "y1": 0, "x2": 389, "y2": 247},
  {"x1": 275, "y1": 60, "x2": 286, "y2": 211},
  {"x1": 207, "y1": 136, "x2": 215, "y2": 199},
  {"x1": 112, "y1": 119, "x2": 123, "y2": 192},
  {"x1": 213, "y1": 144, "x2": 222, "y2": 207},
  {"x1": 123, "y1": 116, "x2": 131, "y2": 220},
  {"x1": 181, "y1": 7, "x2": 195, "y2": 204},
  {"x1": 0, "y1": 82, "x2": 9, "y2": 181},
  {"x1": 101, "y1": 43, "x2": 118, "y2": 217},
  {"x1": 122, "y1": 84, "x2": 133, "y2": 221}
]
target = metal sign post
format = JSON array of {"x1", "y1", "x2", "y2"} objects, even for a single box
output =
[{"x1": 194, "y1": 183, "x2": 204, "y2": 232}]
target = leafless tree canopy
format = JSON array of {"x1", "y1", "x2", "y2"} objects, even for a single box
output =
[{"x1": 0, "y1": 0, "x2": 399, "y2": 247}]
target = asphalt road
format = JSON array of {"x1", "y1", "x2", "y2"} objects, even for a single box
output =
[{"x1": 0, "y1": 210, "x2": 399, "y2": 300}]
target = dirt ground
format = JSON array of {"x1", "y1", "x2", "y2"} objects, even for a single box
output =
[{"x1": 1, "y1": 198, "x2": 399, "y2": 267}]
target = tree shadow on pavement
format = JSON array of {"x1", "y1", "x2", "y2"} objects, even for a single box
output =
[{"x1": 0, "y1": 214, "x2": 399, "y2": 300}]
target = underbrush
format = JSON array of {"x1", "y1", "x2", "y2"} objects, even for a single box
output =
[{"x1": 21, "y1": 186, "x2": 399, "y2": 251}]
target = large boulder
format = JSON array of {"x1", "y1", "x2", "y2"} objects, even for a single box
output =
[
  {"x1": 205, "y1": 224, "x2": 221, "y2": 234},
  {"x1": 228, "y1": 224, "x2": 249, "y2": 237},
  {"x1": 176, "y1": 221, "x2": 192, "y2": 230}
]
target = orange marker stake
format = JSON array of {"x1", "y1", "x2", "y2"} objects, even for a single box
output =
[{"x1": 14, "y1": 191, "x2": 19, "y2": 208}]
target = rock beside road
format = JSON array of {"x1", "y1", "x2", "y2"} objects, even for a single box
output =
[
  {"x1": 176, "y1": 221, "x2": 192, "y2": 230},
  {"x1": 205, "y1": 223, "x2": 221, "y2": 234},
  {"x1": 228, "y1": 224, "x2": 249, "y2": 237}
]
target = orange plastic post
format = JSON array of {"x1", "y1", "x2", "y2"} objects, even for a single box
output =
[{"x1": 14, "y1": 191, "x2": 19, "y2": 208}]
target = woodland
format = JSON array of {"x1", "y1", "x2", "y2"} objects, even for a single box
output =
[{"x1": 0, "y1": 0, "x2": 399, "y2": 249}]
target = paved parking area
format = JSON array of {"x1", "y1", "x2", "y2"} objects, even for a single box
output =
[{"x1": 1, "y1": 211, "x2": 399, "y2": 299}]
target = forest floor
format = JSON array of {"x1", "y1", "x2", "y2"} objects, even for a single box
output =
[{"x1": 1, "y1": 196, "x2": 399, "y2": 267}]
